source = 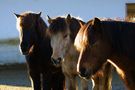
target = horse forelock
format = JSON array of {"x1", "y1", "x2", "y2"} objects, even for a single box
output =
[
  {"x1": 74, "y1": 21, "x2": 91, "y2": 51},
  {"x1": 18, "y1": 12, "x2": 47, "y2": 36},
  {"x1": 48, "y1": 17, "x2": 68, "y2": 36},
  {"x1": 16, "y1": 13, "x2": 36, "y2": 29}
]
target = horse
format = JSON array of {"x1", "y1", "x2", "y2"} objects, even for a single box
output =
[
  {"x1": 47, "y1": 14, "x2": 112, "y2": 90},
  {"x1": 75, "y1": 17, "x2": 135, "y2": 90},
  {"x1": 14, "y1": 11, "x2": 65, "y2": 90}
]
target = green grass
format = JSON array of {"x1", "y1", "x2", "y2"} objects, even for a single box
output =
[{"x1": 0, "y1": 38, "x2": 19, "y2": 45}]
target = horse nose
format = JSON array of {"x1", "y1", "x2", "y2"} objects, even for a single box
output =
[
  {"x1": 79, "y1": 67, "x2": 88, "y2": 78},
  {"x1": 20, "y1": 43, "x2": 27, "y2": 50},
  {"x1": 51, "y1": 57, "x2": 62, "y2": 65},
  {"x1": 57, "y1": 57, "x2": 62, "y2": 62},
  {"x1": 20, "y1": 43, "x2": 29, "y2": 55}
]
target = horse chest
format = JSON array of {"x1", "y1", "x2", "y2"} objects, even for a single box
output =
[{"x1": 62, "y1": 59, "x2": 77, "y2": 76}]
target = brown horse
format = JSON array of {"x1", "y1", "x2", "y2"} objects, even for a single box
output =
[
  {"x1": 14, "y1": 11, "x2": 64, "y2": 90},
  {"x1": 47, "y1": 15, "x2": 112, "y2": 90},
  {"x1": 76, "y1": 17, "x2": 135, "y2": 90}
]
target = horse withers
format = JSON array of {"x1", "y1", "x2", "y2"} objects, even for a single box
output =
[
  {"x1": 14, "y1": 11, "x2": 64, "y2": 90},
  {"x1": 47, "y1": 15, "x2": 112, "y2": 90},
  {"x1": 76, "y1": 17, "x2": 135, "y2": 90}
]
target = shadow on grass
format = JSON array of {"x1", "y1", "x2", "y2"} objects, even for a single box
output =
[{"x1": 0, "y1": 63, "x2": 31, "y2": 87}]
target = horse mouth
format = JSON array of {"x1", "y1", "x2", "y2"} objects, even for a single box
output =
[
  {"x1": 21, "y1": 51, "x2": 29, "y2": 55},
  {"x1": 78, "y1": 72, "x2": 91, "y2": 80}
]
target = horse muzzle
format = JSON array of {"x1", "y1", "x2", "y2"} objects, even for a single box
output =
[
  {"x1": 51, "y1": 57, "x2": 62, "y2": 67},
  {"x1": 20, "y1": 48, "x2": 29, "y2": 55},
  {"x1": 78, "y1": 67, "x2": 91, "y2": 79},
  {"x1": 19, "y1": 44, "x2": 30, "y2": 55}
]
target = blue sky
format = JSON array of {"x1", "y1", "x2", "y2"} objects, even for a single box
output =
[{"x1": 0, "y1": 0, "x2": 134, "y2": 39}]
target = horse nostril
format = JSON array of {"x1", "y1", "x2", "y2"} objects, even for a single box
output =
[
  {"x1": 51, "y1": 57, "x2": 61, "y2": 65},
  {"x1": 57, "y1": 57, "x2": 62, "y2": 62},
  {"x1": 79, "y1": 67, "x2": 87, "y2": 77},
  {"x1": 51, "y1": 57, "x2": 56, "y2": 64}
]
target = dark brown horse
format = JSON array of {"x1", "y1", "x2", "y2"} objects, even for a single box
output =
[
  {"x1": 14, "y1": 11, "x2": 64, "y2": 90},
  {"x1": 47, "y1": 15, "x2": 112, "y2": 90},
  {"x1": 76, "y1": 17, "x2": 135, "y2": 90}
]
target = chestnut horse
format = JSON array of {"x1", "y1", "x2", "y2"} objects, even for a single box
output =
[
  {"x1": 76, "y1": 17, "x2": 135, "y2": 90},
  {"x1": 14, "y1": 11, "x2": 64, "y2": 90},
  {"x1": 47, "y1": 15, "x2": 112, "y2": 90}
]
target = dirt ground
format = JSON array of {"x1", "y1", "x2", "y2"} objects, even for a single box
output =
[{"x1": 0, "y1": 64, "x2": 126, "y2": 90}]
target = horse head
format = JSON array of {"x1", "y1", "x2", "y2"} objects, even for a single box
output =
[
  {"x1": 47, "y1": 14, "x2": 84, "y2": 67},
  {"x1": 75, "y1": 18, "x2": 112, "y2": 79},
  {"x1": 14, "y1": 12, "x2": 45, "y2": 55}
]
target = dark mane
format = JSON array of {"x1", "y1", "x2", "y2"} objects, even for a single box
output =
[
  {"x1": 101, "y1": 21, "x2": 135, "y2": 59},
  {"x1": 37, "y1": 16, "x2": 48, "y2": 39}
]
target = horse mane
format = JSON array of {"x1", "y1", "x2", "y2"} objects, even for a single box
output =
[
  {"x1": 74, "y1": 19, "x2": 92, "y2": 51},
  {"x1": 48, "y1": 17, "x2": 68, "y2": 35},
  {"x1": 100, "y1": 20, "x2": 135, "y2": 59},
  {"x1": 37, "y1": 16, "x2": 48, "y2": 38}
]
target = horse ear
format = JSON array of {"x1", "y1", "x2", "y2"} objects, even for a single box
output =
[
  {"x1": 93, "y1": 17, "x2": 102, "y2": 34},
  {"x1": 66, "y1": 14, "x2": 71, "y2": 23},
  {"x1": 37, "y1": 12, "x2": 41, "y2": 18},
  {"x1": 93, "y1": 17, "x2": 101, "y2": 25},
  {"x1": 14, "y1": 13, "x2": 21, "y2": 18},
  {"x1": 67, "y1": 14, "x2": 71, "y2": 20},
  {"x1": 47, "y1": 15, "x2": 52, "y2": 24},
  {"x1": 38, "y1": 12, "x2": 42, "y2": 16}
]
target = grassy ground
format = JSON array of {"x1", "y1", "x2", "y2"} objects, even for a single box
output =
[
  {"x1": 0, "y1": 64, "x2": 125, "y2": 90},
  {"x1": 0, "y1": 64, "x2": 32, "y2": 90}
]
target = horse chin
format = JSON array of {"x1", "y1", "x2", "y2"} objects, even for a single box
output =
[
  {"x1": 53, "y1": 63, "x2": 61, "y2": 68},
  {"x1": 79, "y1": 72, "x2": 91, "y2": 80},
  {"x1": 22, "y1": 51, "x2": 29, "y2": 55}
]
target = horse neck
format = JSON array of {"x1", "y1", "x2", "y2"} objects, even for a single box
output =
[
  {"x1": 102, "y1": 21, "x2": 135, "y2": 58},
  {"x1": 101, "y1": 21, "x2": 123, "y2": 54}
]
